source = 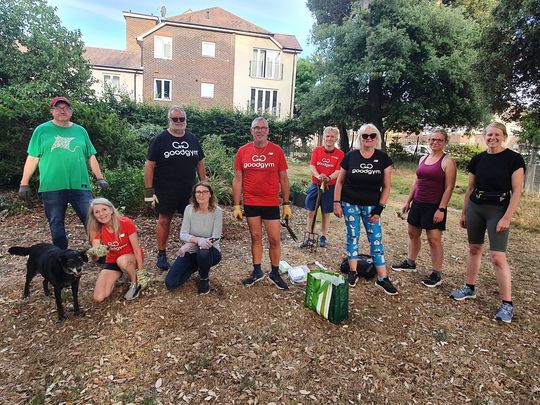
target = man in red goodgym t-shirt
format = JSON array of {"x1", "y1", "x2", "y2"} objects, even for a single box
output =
[{"x1": 232, "y1": 117, "x2": 291, "y2": 290}]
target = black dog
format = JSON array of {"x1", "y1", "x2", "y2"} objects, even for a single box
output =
[{"x1": 9, "y1": 243, "x2": 88, "y2": 320}]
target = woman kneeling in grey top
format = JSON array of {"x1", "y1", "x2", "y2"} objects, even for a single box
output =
[{"x1": 165, "y1": 182, "x2": 222, "y2": 295}]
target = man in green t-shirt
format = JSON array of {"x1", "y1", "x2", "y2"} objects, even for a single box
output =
[{"x1": 18, "y1": 97, "x2": 109, "y2": 249}]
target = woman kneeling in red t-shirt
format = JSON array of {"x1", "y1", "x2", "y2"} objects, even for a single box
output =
[{"x1": 87, "y1": 198, "x2": 144, "y2": 302}]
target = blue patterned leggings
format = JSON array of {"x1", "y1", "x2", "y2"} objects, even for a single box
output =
[{"x1": 342, "y1": 202, "x2": 386, "y2": 266}]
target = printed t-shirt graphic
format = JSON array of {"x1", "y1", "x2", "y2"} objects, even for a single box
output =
[
  {"x1": 234, "y1": 142, "x2": 288, "y2": 206},
  {"x1": 310, "y1": 146, "x2": 345, "y2": 185},
  {"x1": 147, "y1": 130, "x2": 205, "y2": 189},
  {"x1": 26, "y1": 121, "x2": 97, "y2": 192}
]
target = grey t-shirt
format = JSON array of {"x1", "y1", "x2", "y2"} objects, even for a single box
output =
[{"x1": 179, "y1": 204, "x2": 223, "y2": 252}]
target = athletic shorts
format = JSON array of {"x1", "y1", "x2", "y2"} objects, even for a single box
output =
[
  {"x1": 103, "y1": 263, "x2": 121, "y2": 272},
  {"x1": 305, "y1": 183, "x2": 335, "y2": 213},
  {"x1": 407, "y1": 200, "x2": 446, "y2": 231},
  {"x1": 465, "y1": 200, "x2": 509, "y2": 252},
  {"x1": 244, "y1": 205, "x2": 280, "y2": 220},
  {"x1": 155, "y1": 187, "x2": 192, "y2": 215}
]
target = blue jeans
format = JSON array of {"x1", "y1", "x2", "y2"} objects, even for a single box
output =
[
  {"x1": 165, "y1": 247, "x2": 221, "y2": 290},
  {"x1": 41, "y1": 189, "x2": 93, "y2": 249}
]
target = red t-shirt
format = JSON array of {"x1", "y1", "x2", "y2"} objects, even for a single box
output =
[
  {"x1": 310, "y1": 146, "x2": 344, "y2": 185},
  {"x1": 97, "y1": 217, "x2": 138, "y2": 264},
  {"x1": 234, "y1": 141, "x2": 288, "y2": 206}
]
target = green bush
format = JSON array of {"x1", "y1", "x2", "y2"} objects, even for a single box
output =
[
  {"x1": 446, "y1": 144, "x2": 483, "y2": 170},
  {"x1": 202, "y1": 135, "x2": 235, "y2": 205},
  {"x1": 94, "y1": 166, "x2": 145, "y2": 214}
]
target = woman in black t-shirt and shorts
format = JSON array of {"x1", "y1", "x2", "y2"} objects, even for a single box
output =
[{"x1": 449, "y1": 122, "x2": 525, "y2": 323}]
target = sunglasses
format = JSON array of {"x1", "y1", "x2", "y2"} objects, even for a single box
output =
[
  {"x1": 170, "y1": 116, "x2": 186, "y2": 123},
  {"x1": 361, "y1": 133, "x2": 377, "y2": 140}
]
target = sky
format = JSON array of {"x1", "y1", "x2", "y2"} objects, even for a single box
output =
[{"x1": 46, "y1": 0, "x2": 316, "y2": 55}]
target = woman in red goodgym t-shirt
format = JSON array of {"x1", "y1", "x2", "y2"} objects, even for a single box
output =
[{"x1": 87, "y1": 198, "x2": 144, "y2": 302}]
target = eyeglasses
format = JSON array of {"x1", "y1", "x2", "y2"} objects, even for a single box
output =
[
  {"x1": 252, "y1": 126, "x2": 268, "y2": 131},
  {"x1": 195, "y1": 190, "x2": 210, "y2": 195},
  {"x1": 361, "y1": 133, "x2": 377, "y2": 140},
  {"x1": 170, "y1": 116, "x2": 186, "y2": 123},
  {"x1": 52, "y1": 106, "x2": 72, "y2": 112},
  {"x1": 429, "y1": 138, "x2": 446, "y2": 143}
]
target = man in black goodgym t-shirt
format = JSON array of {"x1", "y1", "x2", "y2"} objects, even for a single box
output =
[{"x1": 144, "y1": 106, "x2": 206, "y2": 270}]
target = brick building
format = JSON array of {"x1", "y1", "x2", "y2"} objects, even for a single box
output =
[{"x1": 85, "y1": 7, "x2": 302, "y2": 119}]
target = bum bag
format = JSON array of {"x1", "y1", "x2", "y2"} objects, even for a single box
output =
[{"x1": 473, "y1": 188, "x2": 510, "y2": 204}]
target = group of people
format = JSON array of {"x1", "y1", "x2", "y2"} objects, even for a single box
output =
[{"x1": 18, "y1": 97, "x2": 525, "y2": 323}]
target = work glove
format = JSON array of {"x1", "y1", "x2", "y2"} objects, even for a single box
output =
[
  {"x1": 281, "y1": 204, "x2": 292, "y2": 221},
  {"x1": 233, "y1": 205, "x2": 243, "y2": 221},
  {"x1": 144, "y1": 187, "x2": 159, "y2": 208},
  {"x1": 18, "y1": 185, "x2": 31, "y2": 200},
  {"x1": 197, "y1": 237, "x2": 212, "y2": 249},
  {"x1": 96, "y1": 178, "x2": 109, "y2": 189}
]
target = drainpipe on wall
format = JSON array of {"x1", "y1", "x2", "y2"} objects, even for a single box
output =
[{"x1": 289, "y1": 52, "x2": 298, "y2": 119}]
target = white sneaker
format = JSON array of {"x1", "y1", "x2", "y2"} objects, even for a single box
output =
[{"x1": 124, "y1": 282, "x2": 141, "y2": 300}]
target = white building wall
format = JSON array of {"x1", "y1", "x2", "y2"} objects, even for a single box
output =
[
  {"x1": 90, "y1": 68, "x2": 143, "y2": 102},
  {"x1": 232, "y1": 35, "x2": 297, "y2": 120}
]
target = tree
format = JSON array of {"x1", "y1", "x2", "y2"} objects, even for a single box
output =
[
  {"x1": 0, "y1": 0, "x2": 93, "y2": 99},
  {"x1": 442, "y1": 0, "x2": 496, "y2": 20},
  {"x1": 477, "y1": 0, "x2": 540, "y2": 117},
  {"x1": 306, "y1": 0, "x2": 353, "y2": 25},
  {"x1": 305, "y1": 0, "x2": 489, "y2": 146}
]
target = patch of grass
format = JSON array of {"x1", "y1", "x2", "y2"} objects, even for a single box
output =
[
  {"x1": 288, "y1": 160, "x2": 310, "y2": 185},
  {"x1": 142, "y1": 392, "x2": 158, "y2": 405},
  {"x1": 433, "y1": 329, "x2": 448, "y2": 343},
  {"x1": 27, "y1": 392, "x2": 45, "y2": 405},
  {"x1": 120, "y1": 390, "x2": 136, "y2": 403},
  {"x1": 514, "y1": 195, "x2": 540, "y2": 233},
  {"x1": 238, "y1": 375, "x2": 256, "y2": 391}
]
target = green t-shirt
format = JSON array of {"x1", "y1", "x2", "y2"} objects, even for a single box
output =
[{"x1": 27, "y1": 121, "x2": 97, "y2": 192}]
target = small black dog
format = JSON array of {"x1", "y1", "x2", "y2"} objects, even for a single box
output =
[{"x1": 9, "y1": 243, "x2": 88, "y2": 320}]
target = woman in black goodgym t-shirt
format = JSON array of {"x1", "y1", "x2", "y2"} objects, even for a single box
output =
[
  {"x1": 450, "y1": 122, "x2": 525, "y2": 323},
  {"x1": 334, "y1": 123, "x2": 398, "y2": 296}
]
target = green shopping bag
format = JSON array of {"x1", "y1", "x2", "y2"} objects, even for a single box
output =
[{"x1": 304, "y1": 270, "x2": 349, "y2": 324}]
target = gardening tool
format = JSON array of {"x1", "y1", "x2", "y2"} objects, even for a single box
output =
[
  {"x1": 280, "y1": 218, "x2": 298, "y2": 242},
  {"x1": 302, "y1": 180, "x2": 326, "y2": 250}
]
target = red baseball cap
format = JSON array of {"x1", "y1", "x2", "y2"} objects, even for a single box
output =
[{"x1": 50, "y1": 96, "x2": 71, "y2": 107}]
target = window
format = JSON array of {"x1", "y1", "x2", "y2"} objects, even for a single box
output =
[
  {"x1": 103, "y1": 74, "x2": 120, "y2": 93},
  {"x1": 250, "y1": 49, "x2": 281, "y2": 80},
  {"x1": 154, "y1": 36, "x2": 172, "y2": 59},
  {"x1": 201, "y1": 83, "x2": 214, "y2": 98},
  {"x1": 202, "y1": 42, "x2": 215, "y2": 57},
  {"x1": 250, "y1": 88, "x2": 278, "y2": 115},
  {"x1": 154, "y1": 79, "x2": 171, "y2": 101}
]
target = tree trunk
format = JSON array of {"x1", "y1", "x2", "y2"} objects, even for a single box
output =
[
  {"x1": 338, "y1": 123, "x2": 350, "y2": 151},
  {"x1": 367, "y1": 77, "x2": 385, "y2": 150},
  {"x1": 524, "y1": 143, "x2": 538, "y2": 195}
]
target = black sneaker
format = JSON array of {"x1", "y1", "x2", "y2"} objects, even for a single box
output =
[
  {"x1": 156, "y1": 252, "x2": 169, "y2": 271},
  {"x1": 421, "y1": 271, "x2": 442, "y2": 288},
  {"x1": 269, "y1": 272, "x2": 289, "y2": 290},
  {"x1": 375, "y1": 278, "x2": 398, "y2": 295},
  {"x1": 198, "y1": 279, "x2": 210, "y2": 295},
  {"x1": 347, "y1": 271, "x2": 358, "y2": 287},
  {"x1": 391, "y1": 260, "x2": 416, "y2": 272},
  {"x1": 241, "y1": 273, "x2": 265, "y2": 287}
]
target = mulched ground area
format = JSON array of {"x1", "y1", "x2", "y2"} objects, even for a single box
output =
[{"x1": 0, "y1": 200, "x2": 538, "y2": 404}]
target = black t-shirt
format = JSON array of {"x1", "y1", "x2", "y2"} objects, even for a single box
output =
[
  {"x1": 468, "y1": 149, "x2": 525, "y2": 195},
  {"x1": 340, "y1": 149, "x2": 393, "y2": 205},
  {"x1": 147, "y1": 130, "x2": 205, "y2": 189}
]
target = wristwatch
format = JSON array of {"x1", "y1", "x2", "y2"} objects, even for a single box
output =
[{"x1": 438, "y1": 207, "x2": 447, "y2": 213}]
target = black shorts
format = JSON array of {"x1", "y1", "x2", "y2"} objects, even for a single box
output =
[
  {"x1": 103, "y1": 262, "x2": 122, "y2": 272},
  {"x1": 156, "y1": 187, "x2": 192, "y2": 215},
  {"x1": 407, "y1": 200, "x2": 446, "y2": 231},
  {"x1": 244, "y1": 205, "x2": 280, "y2": 220}
]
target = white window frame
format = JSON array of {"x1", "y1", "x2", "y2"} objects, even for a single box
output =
[
  {"x1": 201, "y1": 83, "x2": 215, "y2": 99},
  {"x1": 250, "y1": 88, "x2": 278, "y2": 116},
  {"x1": 251, "y1": 48, "x2": 281, "y2": 80},
  {"x1": 154, "y1": 36, "x2": 172, "y2": 59},
  {"x1": 154, "y1": 79, "x2": 172, "y2": 101},
  {"x1": 202, "y1": 41, "x2": 216, "y2": 58},
  {"x1": 103, "y1": 74, "x2": 121, "y2": 94}
]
